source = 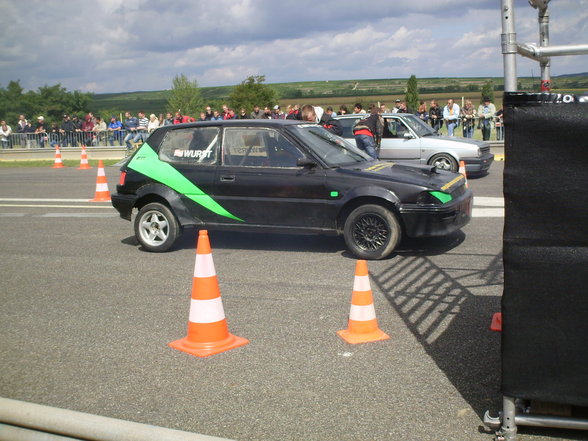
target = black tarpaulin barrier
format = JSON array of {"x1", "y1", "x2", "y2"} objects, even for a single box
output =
[{"x1": 501, "y1": 92, "x2": 588, "y2": 406}]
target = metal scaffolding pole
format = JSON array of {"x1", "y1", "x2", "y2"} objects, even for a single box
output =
[{"x1": 501, "y1": 0, "x2": 518, "y2": 92}]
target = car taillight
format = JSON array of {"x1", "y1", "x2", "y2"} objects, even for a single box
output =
[{"x1": 119, "y1": 171, "x2": 126, "y2": 186}]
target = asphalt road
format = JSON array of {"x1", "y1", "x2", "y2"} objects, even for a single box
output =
[{"x1": 0, "y1": 161, "x2": 582, "y2": 441}]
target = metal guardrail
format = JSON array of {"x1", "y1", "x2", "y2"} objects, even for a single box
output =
[{"x1": 0, "y1": 131, "x2": 134, "y2": 150}]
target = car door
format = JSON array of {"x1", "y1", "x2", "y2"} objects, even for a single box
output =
[
  {"x1": 379, "y1": 116, "x2": 421, "y2": 162},
  {"x1": 214, "y1": 127, "x2": 327, "y2": 227},
  {"x1": 157, "y1": 126, "x2": 224, "y2": 222}
]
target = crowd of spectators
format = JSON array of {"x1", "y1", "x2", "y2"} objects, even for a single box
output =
[{"x1": 0, "y1": 97, "x2": 504, "y2": 150}]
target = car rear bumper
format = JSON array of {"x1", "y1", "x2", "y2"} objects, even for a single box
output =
[
  {"x1": 400, "y1": 190, "x2": 473, "y2": 238},
  {"x1": 111, "y1": 193, "x2": 137, "y2": 220},
  {"x1": 462, "y1": 152, "x2": 494, "y2": 175}
]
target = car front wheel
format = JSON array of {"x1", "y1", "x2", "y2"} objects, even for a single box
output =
[
  {"x1": 429, "y1": 153, "x2": 458, "y2": 172},
  {"x1": 343, "y1": 204, "x2": 401, "y2": 260},
  {"x1": 134, "y1": 202, "x2": 181, "y2": 252}
]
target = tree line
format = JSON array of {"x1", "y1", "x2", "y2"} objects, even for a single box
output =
[{"x1": 0, "y1": 74, "x2": 498, "y2": 125}]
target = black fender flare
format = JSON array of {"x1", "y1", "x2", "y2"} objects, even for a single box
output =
[{"x1": 336, "y1": 185, "x2": 402, "y2": 230}]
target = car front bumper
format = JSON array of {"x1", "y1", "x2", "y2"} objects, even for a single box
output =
[
  {"x1": 462, "y1": 152, "x2": 494, "y2": 175},
  {"x1": 400, "y1": 190, "x2": 473, "y2": 238}
]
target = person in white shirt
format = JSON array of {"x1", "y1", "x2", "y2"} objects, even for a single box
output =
[
  {"x1": 443, "y1": 99, "x2": 460, "y2": 136},
  {"x1": 147, "y1": 114, "x2": 160, "y2": 133},
  {"x1": 0, "y1": 120, "x2": 12, "y2": 149}
]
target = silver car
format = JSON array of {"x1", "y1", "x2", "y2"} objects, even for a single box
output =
[{"x1": 334, "y1": 113, "x2": 494, "y2": 175}]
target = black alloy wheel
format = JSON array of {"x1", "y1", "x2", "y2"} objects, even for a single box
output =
[{"x1": 343, "y1": 204, "x2": 401, "y2": 260}]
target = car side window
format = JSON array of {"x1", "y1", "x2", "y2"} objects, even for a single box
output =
[
  {"x1": 384, "y1": 118, "x2": 409, "y2": 139},
  {"x1": 158, "y1": 127, "x2": 219, "y2": 164},
  {"x1": 339, "y1": 118, "x2": 360, "y2": 138},
  {"x1": 222, "y1": 128, "x2": 303, "y2": 167}
]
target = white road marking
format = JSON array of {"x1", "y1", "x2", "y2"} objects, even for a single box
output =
[
  {"x1": 0, "y1": 198, "x2": 507, "y2": 218},
  {"x1": 472, "y1": 208, "x2": 505, "y2": 218},
  {"x1": 40, "y1": 213, "x2": 118, "y2": 218},
  {"x1": 0, "y1": 198, "x2": 98, "y2": 203},
  {"x1": 473, "y1": 197, "x2": 504, "y2": 207}
]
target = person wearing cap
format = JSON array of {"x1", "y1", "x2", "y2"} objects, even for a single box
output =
[
  {"x1": 392, "y1": 99, "x2": 402, "y2": 113},
  {"x1": 477, "y1": 97, "x2": 496, "y2": 141},
  {"x1": 34, "y1": 116, "x2": 47, "y2": 148},
  {"x1": 271, "y1": 105, "x2": 285, "y2": 119},
  {"x1": 107, "y1": 115, "x2": 123, "y2": 146}
]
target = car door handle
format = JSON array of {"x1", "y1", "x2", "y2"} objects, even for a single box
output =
[{"x1": 220, "y1": 175, "x2": 235, "y2": 182}]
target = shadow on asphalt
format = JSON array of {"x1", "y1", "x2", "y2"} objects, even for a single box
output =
[
  {"x1": 370, "y1": 249, "x2": 503, "y2": 420},
  {"x1": 122, "y1": 229, "x2": 467, "y2": 258}
]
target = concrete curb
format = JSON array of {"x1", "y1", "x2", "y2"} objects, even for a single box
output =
[{"x1": 0, "y1": 397, "x2": 234, "y2": 441}]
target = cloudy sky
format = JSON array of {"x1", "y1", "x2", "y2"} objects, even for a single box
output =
[{"x1": 2, "y1": 0, "x2": 587, "y2": 94}]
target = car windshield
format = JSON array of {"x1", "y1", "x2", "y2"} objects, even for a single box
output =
[
  {"x1": 289, "y1": 124, "x2": 372, "y2": 167},
  {"x1": 400, "y1": 114, "x2": 439, "y2": 137}
]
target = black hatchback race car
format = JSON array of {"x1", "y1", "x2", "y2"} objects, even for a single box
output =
[{"x1": 112, "y1": 119, "x2": 472, "y2": 260}]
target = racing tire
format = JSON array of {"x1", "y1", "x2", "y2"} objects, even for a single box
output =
[
  {"x1": 343, "y1": 204, "x2": 401, "y2": 260},
  {"x1": 429, "y1": 153, "x2": 458, "y2": 173},
  {"x1": 134, "y1": 202, "x2": 181, "y2": 252}
]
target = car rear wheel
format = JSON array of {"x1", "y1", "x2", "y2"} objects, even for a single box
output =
[
  {"x1": 343, "y1": 204, "x2": 401, "y2": 260},
  {"x1": 429, "y1": 153, "x2": 458, "y2": 172},
  {"x1": 134, "y1": 202, "x2": 181, "y2": 252}
]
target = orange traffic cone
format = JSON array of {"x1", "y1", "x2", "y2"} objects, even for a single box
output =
[
  {"x1": 52, "y1": 145, "x2": 65, "y2": 168},
  {"x1": 77, "y1": 145, "x2": 92, "y2": 170},
  {"x1": 337, "y1": 260, "x2": 390, "y2": 344},
  {"x1": 459, "y1": 160, "x2": 468, "y2": 188},
  {"x1": 169, "y1": 230, "x2": 249, "y2": 357},
  {"x1": 89, "y1": 160, "x2": 110, "y2": 202},
  {"x1": 490, "y1": 312, "x2": 502, "y2": 332}
]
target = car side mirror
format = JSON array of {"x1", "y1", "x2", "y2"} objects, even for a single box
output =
[
  {"x1": 403, "y1": 132, "x2": 414, "y2": 139},
  {"x1": 297, "y1": 157, "x2": 318, "y2": 168}
]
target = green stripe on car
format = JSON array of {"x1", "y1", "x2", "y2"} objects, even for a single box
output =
[
  {"x1": 429, "y1": 191, "x2": 453, "y2": 204},
  {"x1": 128, "y1": 144, "x2": 244, "y2": 222}
]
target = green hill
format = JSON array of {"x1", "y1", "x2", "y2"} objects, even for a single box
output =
[{"x1": 90, "y1": 75, "x2": 588, "y2": 116}]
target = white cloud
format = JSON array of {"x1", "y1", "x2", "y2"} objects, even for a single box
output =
[{"x1": 0, "y1": 0, "x2": 586, "y2": 94}]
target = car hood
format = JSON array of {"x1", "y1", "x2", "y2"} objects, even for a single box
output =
[
  {"x1": 335, "y1": 160, "x2": 464, "y2": 193},
  {"x1": 425, "y1": 134, "x2": 489, "y2": 148}
]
